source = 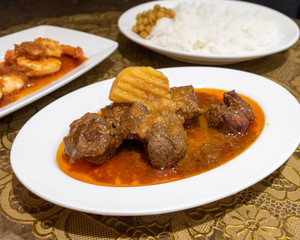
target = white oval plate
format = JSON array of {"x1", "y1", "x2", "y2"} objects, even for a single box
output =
[
  {"x1": 0, "y1": 25, "x2": 118, "y2": 118},
  {"x1": 11, "y1": 67, "x2": 300, "y2": 216},
  {"x1": 118, "y1": 0, "x2": 299, "y2": 65}
]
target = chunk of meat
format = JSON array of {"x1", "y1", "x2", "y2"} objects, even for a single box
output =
[
  {"x1": 170, "y1": 85, "x2": 203, "y2": 127},
  {"x1": 205, "y1": 90, "x2": 254, "y2": 135},
  {"x1": 63, "y1": 113, "x2": 123, "y2": 164},
  {"x1": 101, "y1": 103, "x2": 132, "y2": 137},
  {"x1": 101, "y1": 102, "x2": 150, "y2": 140},
  {"x1": 144, "y1": 109, "x2": 186, "y2": 168},
  {"x1": 223, "y1": 90, "x2": 254, "y2": 121},
  {"x1": 102, "y1": 103, "x2": 186, "y2": 168},
  {"x1": 64, "y1": 85, "x2": 202, "y2": 168}
]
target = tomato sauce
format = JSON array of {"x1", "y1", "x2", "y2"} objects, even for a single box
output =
[
  {"x1": 56, "y1": 89, "x2": 265, "y2": 187},
  {"x1": 0, "y1": 55, "x2": 87, "y2": 107}
]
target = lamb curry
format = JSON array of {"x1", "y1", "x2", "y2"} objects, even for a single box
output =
[{"x1": 57, "y1": 86, "x2": 264, "y2": 187}]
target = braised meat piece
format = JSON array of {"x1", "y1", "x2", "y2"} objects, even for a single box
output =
[
  {"x1": 102, "y1": 103, "x2": 187, "y2": 168},
  {"x1": 101, "y1": 103, "x2": 132, "y2": 130},
  {"x1": 205, "y1": 90, "x2": 254, "y2": 135},
  {"x1": 63, "y1": 113, "x2": 123, "y2": 164},
  {"x1": 170, "y1": 85, "x2": 203, "y2": 127},
  {"x1": 144, "y1": 109, "x2": 186, "y2": 168},
  {"x1": 64, "y1": 85, "x2": 202, "y2": 168},
  {"x1": 101, "y1": 102, "x2": 149, "y2": 140},
  {"x1": 223, "y1": 90, "x2": 254, "y2": 121}
]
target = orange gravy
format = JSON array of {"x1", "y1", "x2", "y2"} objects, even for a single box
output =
[
  {"x1": 57, "y1": 89, "x2": 265, "y2": 187},
  {"x1": 0, "y1": 55, "x2": 87, "y2": 107}
]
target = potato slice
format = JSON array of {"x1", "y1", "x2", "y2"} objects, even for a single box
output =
[{"x1": 109, "y1": 66, "x2": 170, "y2": 105}]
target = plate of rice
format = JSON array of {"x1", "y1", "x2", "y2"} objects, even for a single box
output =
[{"x1": 118, "y1": 0, "x2": 299, "y2": 65}]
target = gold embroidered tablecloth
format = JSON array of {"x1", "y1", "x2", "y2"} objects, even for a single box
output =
[{"x1": 0, "y1": 12, "x2": 299, "y2": 240}]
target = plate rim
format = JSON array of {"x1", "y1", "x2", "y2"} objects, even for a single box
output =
[
  {"x1": 10, "y1": 66, "x2": 300, "y2": 216},
  {"x1": 0, "y1": 25, "x2": 118, "y2": 118}
]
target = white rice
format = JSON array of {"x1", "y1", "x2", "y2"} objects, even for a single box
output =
[{"x1": 147, "y1": 3, "x2": 279, "y2": 55}]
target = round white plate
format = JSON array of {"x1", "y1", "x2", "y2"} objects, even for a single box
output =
[
  {"x1": 11, "y1": 67, "x2": 300, "y2": 216},
  {"x1": 118, "y1": 0, "x2": 299, "y2": 65}
]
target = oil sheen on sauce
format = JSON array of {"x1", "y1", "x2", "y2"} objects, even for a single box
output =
[
  {"x1": 0, "y1": 55, "x2": 87, "y2": 107},
  {"x1": 57, "y1": 89, "x2": 265, "y2": 187}
]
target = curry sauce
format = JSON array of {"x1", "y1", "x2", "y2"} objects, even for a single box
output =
[{"x1": 57, "y1": 88, "x2": 265, "y2": 187}]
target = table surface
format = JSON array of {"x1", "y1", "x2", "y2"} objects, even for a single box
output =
[{"x1": 0, "y1": 1, "x2": 300, "y2": 239}]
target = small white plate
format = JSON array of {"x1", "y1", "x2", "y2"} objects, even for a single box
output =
[
  {"x1": 0, "y1": 25, "x2": 118, "y2": 118},
  {"x1": 11, "y1": 67, "x2": 300, "y2": 216},
  {"x1": 118, "y1": 0, "x2": 299, "y2": 65}
]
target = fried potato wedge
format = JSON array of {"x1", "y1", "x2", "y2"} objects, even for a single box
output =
[{"x1": 109, "y1": 66, "x2": 170, "y2": 105}]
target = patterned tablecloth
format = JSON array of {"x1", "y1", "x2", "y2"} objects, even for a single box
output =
[{"x1": 0, "y1": 12, "x2": 299, "y2": 240}]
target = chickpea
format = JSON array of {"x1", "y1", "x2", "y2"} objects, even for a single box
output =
[
  {"x1": 132, "y1": 4, "x2": 176, "y2": 38},
  {"x1": 154, "y1": 4, "x2": 160, "y2": 10},
  {"x1": 139, "y1": 31, "x2": 148, "y2": 39},
  {"x1": 158, "y1": 7, "x2": 166, "y2": 13},
  {"x1": 156, "y1": 12, "x2": 164, "y2": 19},
  {"x1": 149, "y1": 13, "x2": 155, "y2": 21},
  {"x1": 143, "y1": 18, "x2": 149, "y2": 25},
  {"x1": 132, "y1": 25, "x2": 138, "y2": 33},
  {"x1": 169, "y1": 11, "x2": 175, "y2": 18},
  {"x1": 166, "y1": 9, "x2": 175, "y2": 18},
  {"x1": 137, "y1": 24, "x2": 145, "y2": 32},
  {"x1": 145, "y1": 25, "x2": 152, "y2": 33},
  {"x1": 136, "y1": 13, "x2": 142, "y2": 20},
  {"x1": 137, "y1": 18, "x2": 143, "y2": 25}
]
